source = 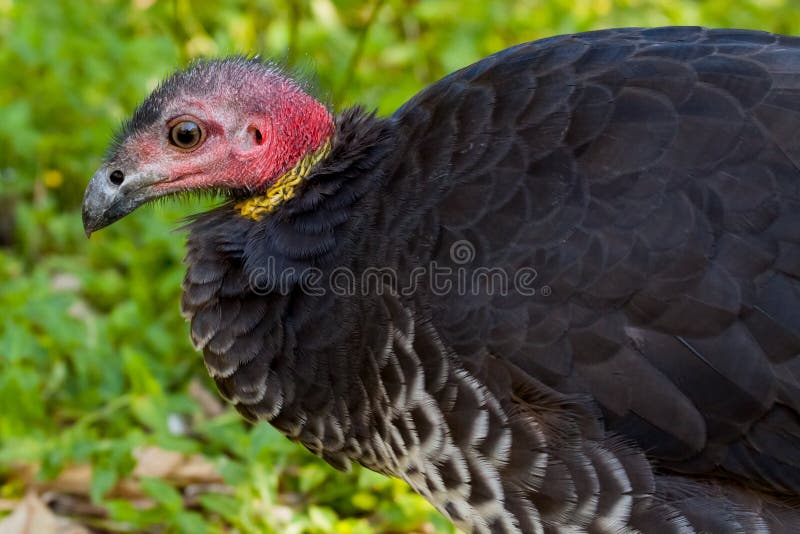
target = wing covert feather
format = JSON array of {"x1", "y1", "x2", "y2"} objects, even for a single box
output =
[{"x1": 389, "y1": 27, "x2": 800, "y2": 494}]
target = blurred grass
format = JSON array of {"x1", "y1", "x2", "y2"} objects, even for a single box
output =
[{"x1": 1, "y1": 0, "x2": 799, "y2": 532}]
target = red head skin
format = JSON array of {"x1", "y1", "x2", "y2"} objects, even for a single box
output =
[{"x1": 120, "y1": 62, "x2": 334, "y2": 194}]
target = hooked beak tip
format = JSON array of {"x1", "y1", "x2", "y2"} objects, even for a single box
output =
[
  {"x1": 82, "y1": 206, "x2": 97, "y2": 238},
  {"x1": 82, "y1": 167, "x2": 167, "y2": 235}
]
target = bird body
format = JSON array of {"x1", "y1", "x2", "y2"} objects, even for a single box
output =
[{"x1": 84, "y1": 27, "x2": 800, "y2": 532}]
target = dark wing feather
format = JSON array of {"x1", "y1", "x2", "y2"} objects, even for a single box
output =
[{"x1": 388, "y1": 27, "x2": 800, "y2": 495}]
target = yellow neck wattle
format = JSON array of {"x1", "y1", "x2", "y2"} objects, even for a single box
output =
[{"x1": 235, "y1": 139, "x2": 332, "y2": 221}]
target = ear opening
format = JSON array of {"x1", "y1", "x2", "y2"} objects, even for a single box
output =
[
  {"x1": 249, "y1": 126, "x2": 264, "y2": 145},
  {"x1": 237, "y1": 125, "x2": 268, "y2": 154}
]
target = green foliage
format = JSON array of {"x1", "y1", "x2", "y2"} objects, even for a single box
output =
[{"x1": 1, "y1": 0, "x2": 798, "y2": 531}]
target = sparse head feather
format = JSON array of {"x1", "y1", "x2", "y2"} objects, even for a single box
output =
[
  {"x1": 120, "y1": 57, "x2": 304, "y2": 138},
  {"x1": 109, "y1": 56, "x2": 334, "y2": 192}
]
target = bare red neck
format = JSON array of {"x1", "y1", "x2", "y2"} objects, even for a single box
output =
[{"x1": 229, "y1": 74, "x2": 334, "y2": 190}]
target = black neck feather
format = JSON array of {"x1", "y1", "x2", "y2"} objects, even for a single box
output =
[
  {"x1": 180, "y1": 107, "x2": 396, "y2": 432},
  {"x1": 185, "y1": 106, "x2": 394, "y2": 284}
]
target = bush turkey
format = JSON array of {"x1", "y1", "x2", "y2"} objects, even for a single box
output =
[{"x1": 83, "y1": 27, "x2": 800, "y2": 532}]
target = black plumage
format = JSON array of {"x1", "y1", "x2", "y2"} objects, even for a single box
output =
[{"x1": 86, "y1": 27, "x2": 800, "y2": 532}]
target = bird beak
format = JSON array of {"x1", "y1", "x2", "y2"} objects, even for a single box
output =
[{"x1": 82, "y1": 166, "x2": 165, "y2": 237}]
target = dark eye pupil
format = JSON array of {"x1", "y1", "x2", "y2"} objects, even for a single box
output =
[
  {"x1": 177, "y1": 127, "x2": 195, "y2": 143},
  {"x1": 170, "y1": 121, "x2": 201, "y2": 148}
]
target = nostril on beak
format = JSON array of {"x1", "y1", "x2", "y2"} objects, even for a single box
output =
[{"x1": 109, "y1": 170, "x2": 125, "y2": 186}]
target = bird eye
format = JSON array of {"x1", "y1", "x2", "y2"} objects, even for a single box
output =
[{"x1": 169, "y1": 120, "x2": 203, "y2": 149}]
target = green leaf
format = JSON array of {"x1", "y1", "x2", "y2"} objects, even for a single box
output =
[
  {"x1": 90, "y1": 464, "x2": 118, "y2": 503},
  {"x1": 105, "y1": 499, "x2": 140, "y2": 523},
  {"x1": 175, "y1": 510, "x2": 209, "y2": 533},
  {"x1": 140, "y1": 477, "x2": 184, "y2": 512},
  {"x1": 199, "y1": 493, "x2": 240, "y2": 522}
]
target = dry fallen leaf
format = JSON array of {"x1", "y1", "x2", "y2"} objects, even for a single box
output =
[
  {"x1": 132, "y1": 446, "x2": 185, "y2": 479},
  {"x1": 38, "y1": 465, "x2": 93, "y2": 495},
  {"x1": 0, "y1": 493, "x2": 56, "y2": 533},
  {"x1": 133, "y1": 446, "x2": 222, "y2": 484},
  {"x1": 0, "y1": 493, "x2": 56, "y2": 534},
  {"x1": 1, "y1": 447, "x2": 225, "y2": 532},
  {"x1": 188, "y1": 379, "x2": 225, "y2": 418},
  {"x1": 171, "y1": 453, "x2": 223, "y2": 483}
]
